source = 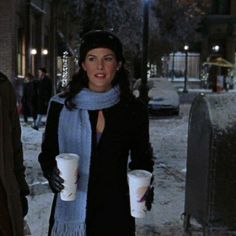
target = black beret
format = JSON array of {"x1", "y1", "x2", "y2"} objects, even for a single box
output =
[{"x1": 79, "y1": 30, "x2": 124, "y2": 66}]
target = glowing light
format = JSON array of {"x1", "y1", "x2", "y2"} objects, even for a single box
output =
[
  {"x1": 212, "y1": 45, "x2": 220, "y2": 52},
  {"x1": 61, "y1": 51, "x2": 69, "y2": 87},
  {"x1": 42, "y1": 49, "x2": 48, "y2": 55},
  {"x1": 184, "y1": 45, "x2": 189, "y2": 51},
  {"x1": 30, "y1": 49, "x2": 37, "y2": 55}
]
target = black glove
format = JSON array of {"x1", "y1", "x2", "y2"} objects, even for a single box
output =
[
  {"x1": 137, "y1": 176, "x2": 154, "y2": 211},
  {"x1": 21, "y1": 194, "x2": 28, "y2": 217},
  {"x1": 145, "y1": 185, "x2": 154, "y2": 211},
  {"x1": 47, "y1": 167, "x2": 64, "y2": 193},
  {"x1": 145, "y1": 176, "x2": 154, "y2": 211}
]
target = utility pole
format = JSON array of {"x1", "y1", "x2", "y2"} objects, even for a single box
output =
[{"x1": 183, "y1": 45, "x2": 189, "y2": 93}]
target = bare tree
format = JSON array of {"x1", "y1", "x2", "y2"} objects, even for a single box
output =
[
  {"x1": 147, "y1": 0, "x2": 210, "y2": 75},
  {"x1": 54, "y1": 0, "x2": 210, "y2": 78},
  {"x1": 75, "y1": 1, "x2": 144, "y2": 60},
  {"x1": 70, "y1": 0, "x2": 145, "y2": 76},
  {"x1": 152, "y1": 0, "x2": 210, "y2": 52}
]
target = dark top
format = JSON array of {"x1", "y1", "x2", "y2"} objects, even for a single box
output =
[
  {"x1": 36, "y1": 76, "x2": 52, "y2": 114},
  {"x1": 0, "y1": 179, "x2": 12, "y2": 236},
  {"x1": 38, "y1": 97, "x2": 154, "y2": 236},
  {"x1": 22, "y1": 80, "x2": 37, "y2": 116}
]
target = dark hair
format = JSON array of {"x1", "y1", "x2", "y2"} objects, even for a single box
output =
[
  {"x1": 26, "y1": 72, "x2": 34, "y2": 80},
  {"x1": 39, "y1": 67, "x2": 47, "y2": 73}
]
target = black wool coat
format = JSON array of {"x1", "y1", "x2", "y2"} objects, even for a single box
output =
[
  {"x1": 22, "y1": 80, "x2": 38, "y2": 117},
  {"x1": 38, "y1": 97, "x2": 154, "y2": 236}
]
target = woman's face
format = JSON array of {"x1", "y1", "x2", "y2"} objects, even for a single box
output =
[{"x1": 82, "y1": 48, "x2": 121, "y2": 92}]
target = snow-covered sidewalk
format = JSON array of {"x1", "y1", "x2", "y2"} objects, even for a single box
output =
[{"x1": 20, "y1": 120, "x2": 52, "y2": 236}]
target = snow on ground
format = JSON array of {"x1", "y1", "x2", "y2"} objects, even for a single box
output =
[
  {"x1": 136, "y1": 104, "x2": 190, "y2": 236},
  {"x1": 21, "y1": 104, "x2": 192, "y2": 236},
  {"x1": 20, "y1": 119, "x2": 53, "y2": 236}
]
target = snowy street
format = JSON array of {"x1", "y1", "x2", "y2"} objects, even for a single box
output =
[{"x1": 22, "y1": 104, "x2": 191, "y2": 236}]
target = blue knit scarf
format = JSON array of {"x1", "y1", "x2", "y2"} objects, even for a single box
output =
[{"x1": 50, "y1": 86, "x2": 120, "y2": 236}]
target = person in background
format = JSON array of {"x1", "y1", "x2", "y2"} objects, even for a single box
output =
[
  {"x1": 0, "y1": 72, "x2": 29, "y2": 236},
  {"x1": 21, "y1": 72, "x2": 38, "y2": 124},
  {"x1": 38, "y1": 30, "x2": 154, "y2": 236},
  {"x1": 32, "y1": 67, "x2": 52, "y2": 130}
]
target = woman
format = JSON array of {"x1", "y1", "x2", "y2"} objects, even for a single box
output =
[
  {"x1": 38, "y1": 30, "x2": 154, "y2": 236},
  {"x1": 0, "y1": 72, "x2": 29, "y2": 236}
]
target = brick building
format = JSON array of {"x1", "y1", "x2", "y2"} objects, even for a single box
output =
[
  {"x1": 0, "y1": 0, "x2": 56, "y2": 92},
  {"x1": 0, "y1": 0, "x2": 52, "y2": 78},
  {"x1": 0, "y1": 0, "x2": 21, "y2": 81}
]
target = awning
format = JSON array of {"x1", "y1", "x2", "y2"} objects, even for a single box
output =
[{"x1": 203, "y1": 57, "x2": 236, "y2": 68}]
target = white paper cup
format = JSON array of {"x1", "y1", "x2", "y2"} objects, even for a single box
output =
[
  {"x1": 56, "y1": 153, "x2": 80, "y2": 201},
  {"x1": 128, "y1": 169, "x2": 152, "y2": 218}
]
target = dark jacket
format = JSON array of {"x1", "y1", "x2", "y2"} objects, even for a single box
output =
[
  {"x1": 22, "y1": 79, "x2": 38, "y2": 117},
  {"x1": 38, "y1": 97, "x2": 154, "y2": 236},
  {"x1": 36, "y1": 76, "x2": 52, "y2": 114},
  {"x1": 0, "y1": 73, "x2": 29, "y2": 236}
]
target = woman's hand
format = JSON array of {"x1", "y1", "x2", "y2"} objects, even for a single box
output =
[
  {"x1": 145, "y1": 185, "x2": 154, "y2": 211},
  {"x1": 138, "y1": 176, "x2": 154, "y2": 211},
  {"x1": 144, "y1": 176, "x2": 154, "y2": 211},
  {"x1": 48, "y1": 167, "x2": 64, "y2": 193}
]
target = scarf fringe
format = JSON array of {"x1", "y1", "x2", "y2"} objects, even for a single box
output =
[{"x1": 51, "y1": 221, "x2": 86, "y2": 236}]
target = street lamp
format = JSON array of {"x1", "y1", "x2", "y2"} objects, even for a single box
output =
[
  {"x1": 42, "y1": 49, "x2": 48, "y2": 55},
  {"x1": 30, "y1": 49, "x2": 37, "y2": 55},
  {"x1": 212, "y1": 45, "x2": 220, "y2": 53},
  {"x1": 139, "y1": 0, "x2": 149, "y2": 104},
  {"x1": 183, "y1": 45, "x2": 189, "y2": 93}
]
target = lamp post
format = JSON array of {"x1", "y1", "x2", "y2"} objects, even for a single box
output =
[
  {"x1": 183, "y1": 45, "x2": 189, "y2": 93},
  {"x1": 42, "y1": 49, "x2": 49, "y2": 73},
  {"x1": 211, "y1": 45, "x2": 221, "y2": 92},
  {"x1": 139, "y1": 0, "x2": 149, "y2": 104},
  {"x1": 171, "y1": 52, "x2": 175, "y2": 81},
  {"x1": 30, "y1": 48, "x2": 37, "y2": 75}
]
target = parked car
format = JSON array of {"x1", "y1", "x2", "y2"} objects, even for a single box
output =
[{"x1": 132, "y1": 77, "x2": 180, "y2": 115}]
